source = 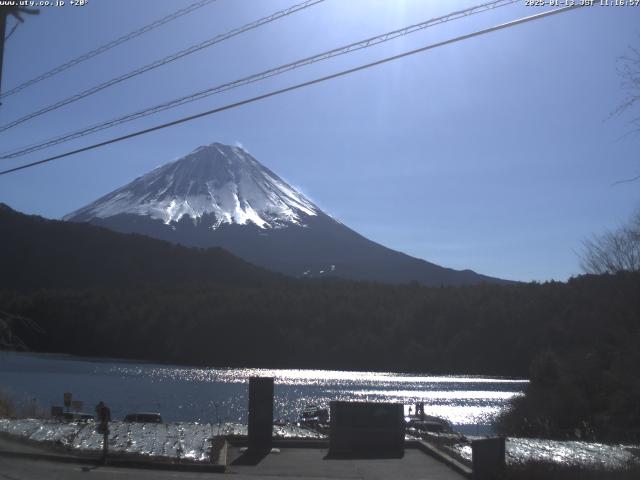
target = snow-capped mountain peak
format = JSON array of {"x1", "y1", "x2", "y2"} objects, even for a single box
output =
[{"x1": 65, "y1": 142, "x2": 318, "y2": 229}]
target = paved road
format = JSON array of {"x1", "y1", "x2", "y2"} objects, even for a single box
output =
[
  {"x1": 0, "y1": 435, "x2": 465, "y2": 480},
  {"x1": 227, "y1": 447, "x2": 466, "y2": 480},
  {"x1": 0, "y1": 450, "x2": 465, "y2": 480},
  {"x1": 0, "y1": 436, "x2": 69, "y2": 456},
  {"x1": 0, "y1": 457, "x2": 211, "y2": 480}
]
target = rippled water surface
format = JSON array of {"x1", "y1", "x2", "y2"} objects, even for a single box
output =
[{"x1": 0, "y1": 352, "x2": 526, "y2": 434}]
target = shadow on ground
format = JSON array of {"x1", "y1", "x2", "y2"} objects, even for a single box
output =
[{"x1": 230, "y1": 448, "x2": 271, "y2": 466}]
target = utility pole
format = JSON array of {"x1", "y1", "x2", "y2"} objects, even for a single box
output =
[
  {"x1": 0, "y1": 8, "x2": 7, "y2": 99},
  {"x1": 0, "y1": 6, "x2": 39, "y2": 102}
]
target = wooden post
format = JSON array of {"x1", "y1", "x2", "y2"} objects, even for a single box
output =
[
  {"x1": 0, "y1": 6, "x2": 40, "y2": 101},
  {"x1": 472, "y1": 436, "x2": 505, "y2": 480},
  {"x1": 247, "y1": 377, "x2": 274, "y2": 451},
  {"x1": 0, "y1": 10, "x2": 6, "y2": 98}
]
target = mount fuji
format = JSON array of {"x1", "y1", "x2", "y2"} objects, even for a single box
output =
[{"x1": 65, "y1": 142, "x2": 504, "y2": 286}]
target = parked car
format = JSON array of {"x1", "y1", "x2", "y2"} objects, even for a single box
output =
[
  {"x1": 123, "y1": 412, "x2": 163, "y2": 423},
  {"x1": 299, "y1": 405, "x2": 329, "y2": 425},
  {"x1": 61, "y1": 412, "x2": 94, "y2": 422},
  {"x1": 406, "y1": 418, "x2": 451, "y2": 433}
]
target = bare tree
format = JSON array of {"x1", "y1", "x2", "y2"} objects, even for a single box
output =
[
  {"x1": 586, "y1": 45, "x2": 640, "y2": 271},
  {"x1": 611, "y1": 43, "x2": 640, "y2": 185},
  {"x1": 581, "y1": 211, "x2": 640, "y2": 274},
  {"x1": 0, "y1": 311, "x2": 41, "y2": 351},
  {"x1": 616, "y1": 43, "x2": 640, "y2": 129}
]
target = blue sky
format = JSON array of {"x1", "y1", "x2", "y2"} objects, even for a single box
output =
[{"x1": 0, "y1": 0, "x2": 639, "y2": 282}]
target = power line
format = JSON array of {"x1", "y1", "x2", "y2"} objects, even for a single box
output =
[
  {"x1": 0, "y1": 4, "x2": 585, "y2": 177},
  {"x1": 0, "y1": 0, "x2": 325, "y2": 133},
  {"x1": 0, "y1": 0, "x2": 518, "y2": 159},
  {"x1": 0, "y1": 0, "x2": 218, "y2": 100},
  {"x1": 4, "y1": 19, "x2": 19, "y2": 42}
]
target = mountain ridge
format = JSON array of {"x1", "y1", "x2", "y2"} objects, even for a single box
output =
[
  {"x1": 65, "y1": 142, "x2": 509, "y2": 286},
  {"x1": 0, "y1": 202, "x2": 278, "y2": 292},
  {"x1": 65, "y1": 142, "x2": 319, "y2": 230}
]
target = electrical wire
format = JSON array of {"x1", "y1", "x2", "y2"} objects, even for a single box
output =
[
  {"x1": 4, "y1": 19, "x2": 19, "y2": 42},
  {"x1": 0, "y1": 0, "x2": 325, "y2": 133},
  {"x1": 0, "y1": 0, "x2": 518, "y2": 158},
  {"x1": 0, "y1": 4, "x2": 585, "y2": 177},
  {"x1": 0, "y1": 0, "x2": 218, "y2": 100}
]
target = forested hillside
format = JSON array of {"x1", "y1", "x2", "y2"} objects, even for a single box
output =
[
  {"x1": 1, "y1": 204, "x2": 639, "y2": 441},
  {"x1": 0, "y1": 203, "x2": 278, "y2": 291}
]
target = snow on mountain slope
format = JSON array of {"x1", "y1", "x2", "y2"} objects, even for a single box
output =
[
  {"x1": 65, "y1": 141, "x2": 509, "y2": 286},
  {"x1": 65, "y1": 142, "x2": 317, "y2": 229}
]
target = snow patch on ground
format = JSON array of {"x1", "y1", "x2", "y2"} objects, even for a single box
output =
[
  {"x1": 449, "y1": 437, "x2": 639, "y2": 470},
  {"x1": 0, "y1": 418, "x2": 324, "y2": 462}
]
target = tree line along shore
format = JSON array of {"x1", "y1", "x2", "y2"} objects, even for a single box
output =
[{"x1": 1, "y1": 204, "x2": 639, "y2": 444}]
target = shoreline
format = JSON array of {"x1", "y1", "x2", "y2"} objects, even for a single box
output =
[{"x1": 0, "y1": 417, "x2": 638, "y2": 472}]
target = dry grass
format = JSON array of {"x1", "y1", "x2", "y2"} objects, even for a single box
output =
[
  {"x1": 0, "y1": 389, "x2": 16, "y2": 417},
  {"x1": 0, "y1": 389, "x2": 48, "y2": 419}
]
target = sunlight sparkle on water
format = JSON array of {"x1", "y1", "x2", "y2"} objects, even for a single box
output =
[
  {"x1": 110, "y1": 365, "x2": 529, "y2": 387},
  {"x1": 2, "y1": 352, "x2": 526, "y2": 428}
]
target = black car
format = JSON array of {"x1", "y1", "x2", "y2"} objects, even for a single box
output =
[
  {"x1": 123, "y1": 412, "x2": 163, "y2": 423},
  {"x1": 61, "y1": 412, "x2": 94, "y2": 422}
]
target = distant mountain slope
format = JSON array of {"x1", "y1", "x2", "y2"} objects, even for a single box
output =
[
  {"x1": 0, "y1": 203, "x2": 277, "y2": 292},
  {"x1": 65, "y1": 142, "x2": 507, "y2": 286}
]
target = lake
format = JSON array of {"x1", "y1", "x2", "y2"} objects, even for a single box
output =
[{"x1": 0, "y1": 351, "x2": 527, "y2": 435}]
